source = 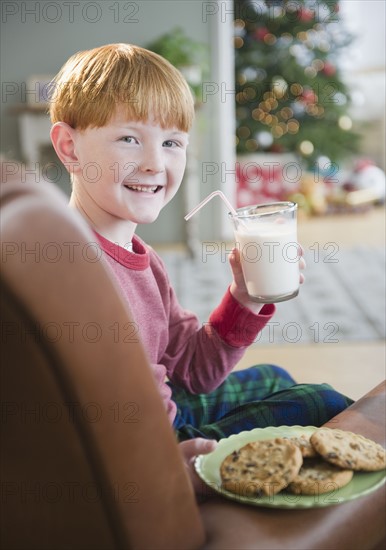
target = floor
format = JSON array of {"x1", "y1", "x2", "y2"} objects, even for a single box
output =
[{"x1": 154, "y1": 206, "x2": 385, "y2": 401}]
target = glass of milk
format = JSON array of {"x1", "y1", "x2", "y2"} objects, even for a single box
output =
[{"x1": 229, "y1": 202, "x2": 300, "y2": 303}]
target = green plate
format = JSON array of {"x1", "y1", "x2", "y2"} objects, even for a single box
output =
[{"x1": 195, "y1": 426, "x2": 386, "y2": 509}]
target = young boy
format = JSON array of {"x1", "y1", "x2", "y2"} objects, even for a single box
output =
[{"x1": 49, "y1": 43, "x2": 353, "y2": 484}]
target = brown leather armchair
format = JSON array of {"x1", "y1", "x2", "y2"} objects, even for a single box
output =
[{"x1": 1, "y1": 176, "x2": 385, "y2": 549}]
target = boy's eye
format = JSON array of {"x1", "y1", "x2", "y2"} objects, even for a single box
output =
[
  {"x1": 163, "y1": 140, "x2": 178, "y2": 148},
  {"x1": 121, "y1": 136, "x2": 138, "y2": 144}
]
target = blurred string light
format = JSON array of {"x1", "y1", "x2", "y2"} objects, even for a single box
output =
[{"x1": 234, "y1": 0, "x2": 360, "y2": 166}]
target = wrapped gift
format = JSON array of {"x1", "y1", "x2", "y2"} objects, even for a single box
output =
[{"x1": 236, "y1": 153, "x2": 302, "y2": 207}]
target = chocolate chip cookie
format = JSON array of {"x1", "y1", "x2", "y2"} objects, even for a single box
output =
[
  {"x1": 310, "y1": 428, "x2": 386, "y2": 471},
  {"x1": 220, "y1": 438, "x2": 303, "y2": 497},
  {"x1": 287, "y1": 458, "x2": 354, "y2": 495}
]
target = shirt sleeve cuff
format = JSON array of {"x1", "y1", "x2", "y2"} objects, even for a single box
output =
[{"x1": 209, "y1": 287, "x2": 276, "y2": 347}]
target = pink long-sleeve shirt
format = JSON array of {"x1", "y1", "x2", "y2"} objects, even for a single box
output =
[{"x1": 96, "y1": 232, "x2": 275, "y2": 423}]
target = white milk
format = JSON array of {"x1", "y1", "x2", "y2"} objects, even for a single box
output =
[{"x1": 234, "y1": 220, "x2": 299, "y2": 301}]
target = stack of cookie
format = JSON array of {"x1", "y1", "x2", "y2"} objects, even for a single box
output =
[{"x1": 220, "y1": 428, "x2": 386, "y2": 497}]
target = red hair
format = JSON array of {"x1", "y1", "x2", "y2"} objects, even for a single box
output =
[{"x1": 49, "y1": 43, "x2": 195, "y2": 132}]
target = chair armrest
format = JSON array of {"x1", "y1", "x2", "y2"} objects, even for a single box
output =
[
  {"x1": 1, "y1": 177, "x2": 205, "y2": 550},
  {"x1": 324, "y1": 381, "x2": 385, "y2": 446}
]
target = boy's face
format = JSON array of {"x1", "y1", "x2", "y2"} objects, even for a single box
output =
[{"x1": 70, "y1": 107, "x2": 189, "y2": 226}]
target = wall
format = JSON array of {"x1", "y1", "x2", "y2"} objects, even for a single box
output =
[{"x1": 340, "y1": 0, "x2": 386, "y2": 170}]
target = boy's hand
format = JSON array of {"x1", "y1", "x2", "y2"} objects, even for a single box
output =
[
  {"x1": 229, "y1": 246, "x2": 306, "y2": 315},
  {"x1": 179, "y1": 438, "x2": 217, "y2": 499}
]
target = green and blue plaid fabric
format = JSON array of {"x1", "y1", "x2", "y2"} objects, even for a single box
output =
[{"x1": 171, "y1": 365, "x2": 354, "y2": 441}]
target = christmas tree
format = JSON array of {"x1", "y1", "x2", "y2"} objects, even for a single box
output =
[{"x1": 234, "y1": 0, "x2": 360, "y2": 170}]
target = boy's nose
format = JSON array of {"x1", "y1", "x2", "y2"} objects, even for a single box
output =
[{"x1": 139, "y1": 150, "x2": 164, "y2": 174}]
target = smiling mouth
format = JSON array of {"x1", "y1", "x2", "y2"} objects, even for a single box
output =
[{"x1": 124, "y1": 184, "x2": 162, "y2": 194}]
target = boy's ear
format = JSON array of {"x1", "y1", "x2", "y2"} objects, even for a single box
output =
[{"x1": 50, "y1": 122, "x2": 80, "y2": 168}]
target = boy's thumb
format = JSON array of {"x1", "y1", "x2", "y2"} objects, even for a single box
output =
[
  {"x1": 195, "y1": 438, "x2": 217, "y2": 456},
  {"x1": 179, "y1": 438, "x2": 217, "y2": 461}
]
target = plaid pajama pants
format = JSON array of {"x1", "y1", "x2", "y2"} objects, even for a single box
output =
[{"x1": 170, "y1": 364, "x2": 354, "y2": 441}]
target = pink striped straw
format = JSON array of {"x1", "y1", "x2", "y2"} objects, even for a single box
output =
[{"x1": 184, "y1": 190, "x2": 237, "y2": 221}]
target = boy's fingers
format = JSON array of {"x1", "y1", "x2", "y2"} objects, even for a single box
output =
[
  {"x1": 229, "y1": 248, "x2": 244, "y2": 282},
  {"x1": 179, "y1": 439, "x2": 218, "y2": 499},
  {"x1": 194, "y1": 439, "x2": 217, "y2": 456},
  {"x1": 179, "y1": 438, "x2": 217, "y2": 461},
  {"x1": 229, "y1": 247, "x2": 239, "y2": 265}
]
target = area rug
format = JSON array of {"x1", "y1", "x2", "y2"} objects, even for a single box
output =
[{"x1": 157, "y1": 245, "x2": 385, "y2": 346}]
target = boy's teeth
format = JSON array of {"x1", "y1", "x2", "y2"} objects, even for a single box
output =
[{"x1": 126, "y1": 185, "x2": 158, "y2": 193}]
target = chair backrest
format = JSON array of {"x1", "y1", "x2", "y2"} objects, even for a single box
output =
[{"x1": 0, "y1": 176, "x2": 204, "y2": 550}]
